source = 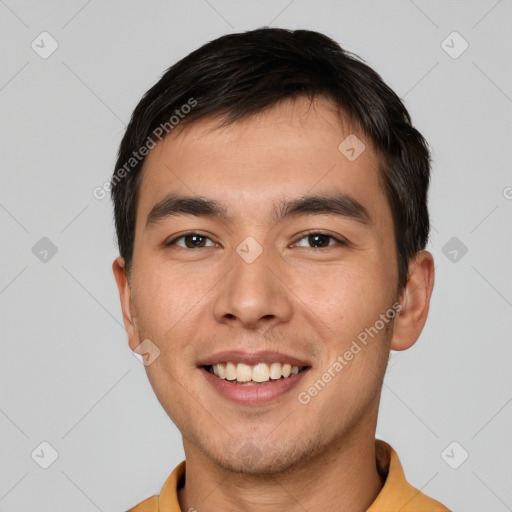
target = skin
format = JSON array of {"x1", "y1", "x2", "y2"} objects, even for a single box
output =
[{"x1": 113, "y1": 96, "x2": 435, "y2": 512}]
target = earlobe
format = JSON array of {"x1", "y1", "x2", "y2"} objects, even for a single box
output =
[
  {"x1": 390, "y1": 250, "x2": 435, "y2": 352},
  {"x1": 112, "y1": 256, "x2": 140, "y2": 351}
]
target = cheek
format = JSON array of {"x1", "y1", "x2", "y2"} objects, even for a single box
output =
[
  {"x1": 130, "y1": 260, "x2": 214, "y2": 373},
  {"x1": 290, "y1": 258, "x2": 391, "y2": 328},
  {"x1": 132, "y1": 261, "x2": 204, "y2": 330}
]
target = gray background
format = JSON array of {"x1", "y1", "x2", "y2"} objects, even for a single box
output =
[{"x1": 0, "y1": 1, "x2": 511, "y2": 511}]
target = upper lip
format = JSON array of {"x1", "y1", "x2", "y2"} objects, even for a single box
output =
[{"x1": 197, "y1": 350, "x2": 311, "y2": 368}]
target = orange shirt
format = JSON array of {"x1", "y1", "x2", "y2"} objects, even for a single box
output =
[{"x1": 126, "y1": 439, "x2": 450, "y2": 511}]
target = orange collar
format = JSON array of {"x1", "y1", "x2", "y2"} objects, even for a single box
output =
[{"x1": 128, "y1": 439, "x2": 449, "y2": 511}]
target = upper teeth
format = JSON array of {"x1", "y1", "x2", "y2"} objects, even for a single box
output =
[{"x1": 209, "y1": 362, "x2": 303, "y2": 382}]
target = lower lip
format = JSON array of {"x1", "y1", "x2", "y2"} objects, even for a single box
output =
[{"x1": 199, "y1": 367, "x2": 310, "y2": 405}]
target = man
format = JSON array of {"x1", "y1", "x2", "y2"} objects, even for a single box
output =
[{"x1": 111, "y1": 27, "x2": 450, "y2": 511}]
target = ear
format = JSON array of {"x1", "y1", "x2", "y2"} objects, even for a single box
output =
[
  {"x1": 390, "y1": 250, "x2": 435, "y2": 351},
  {"x1": 112, "y1": 256, "x2": 141, "y2": 352}
]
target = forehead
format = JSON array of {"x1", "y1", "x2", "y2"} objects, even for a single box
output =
[{"x1": 136, "y1": 96, "x2": 392, "y2": 235}]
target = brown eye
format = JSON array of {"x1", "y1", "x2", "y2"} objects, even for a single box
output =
[
  {"x1": 308, "y1": 234, "x2": 331, "y2": 248},
  {"x1": 166, "y1": 233, "x2": 217, "y2": 249},
  {"x1": 295, "y1": 232, "x2": 345, "y2": 248}
]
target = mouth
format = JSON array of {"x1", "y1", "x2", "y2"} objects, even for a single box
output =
[
  {"x1": 199, "y1": 360, "x2": 311, "y2": 405},
  {"x1": 202, "y1": 362, "x2": 311, "y2": 385}
]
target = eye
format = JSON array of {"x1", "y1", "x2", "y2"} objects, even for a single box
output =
[
  {"x1": 165, "y1": 232, "x2": 218, "y2": 249},
  {"x1": 294, "y1": 232, "x2": 346, "y2": 249},
  {"x1": 164, "y1": 231, "x2": 346, "y2": 250}
]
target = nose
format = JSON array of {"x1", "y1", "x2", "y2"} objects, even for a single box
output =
[{"x1": 212, "y1": 245, "x2": 293, "y2": 330}]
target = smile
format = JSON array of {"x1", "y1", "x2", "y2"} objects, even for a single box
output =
[
  {"x1": 200, "y1": 363, "x2": 311, "y2": 405},
  {"x1": 204, "y1": 362, "x2": 309, "y2": 385}
]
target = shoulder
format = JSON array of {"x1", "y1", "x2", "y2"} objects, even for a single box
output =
[
  {"x1": 124, "y1": 461, "x2": 186, "y2": 512},
  {"x1": 125, "y1": 495, "x2": 159, "y2": 512},
  {"x1": 370, "y1": 439, "x2": 451, "y2": 511}
]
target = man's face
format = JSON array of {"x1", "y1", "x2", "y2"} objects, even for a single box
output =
[{"x1": 118, "y1": 96, "x2": 401, "y2": 473}]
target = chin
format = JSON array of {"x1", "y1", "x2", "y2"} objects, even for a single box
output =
[{"x1": 203, "y1": 437, "x2": 320, "y2": 476}]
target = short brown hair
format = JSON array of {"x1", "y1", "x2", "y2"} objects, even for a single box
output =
[{"x1": 111, "y1": 27, "x2": 431, "y2": 295}]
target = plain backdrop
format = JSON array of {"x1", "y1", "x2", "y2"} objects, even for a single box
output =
[{"x1": 0, "y1": 1, "x2": 511, "y2": 511}]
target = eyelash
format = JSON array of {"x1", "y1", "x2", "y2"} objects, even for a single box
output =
[{"x1": 165, "y1": 231, "x2": 347, "y2": 249}]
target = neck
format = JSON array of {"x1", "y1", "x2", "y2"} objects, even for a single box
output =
[{"x1": 178, "y1": 430, "x2": 384, "y2": 512}]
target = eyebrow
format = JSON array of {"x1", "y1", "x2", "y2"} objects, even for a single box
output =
[{"x1": 145, "y1": 192, "x2": 372, "y2": 228}]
